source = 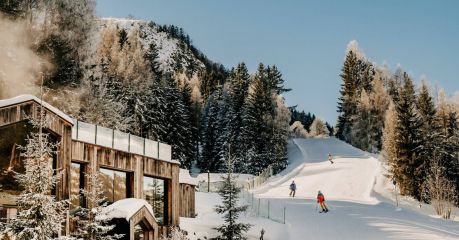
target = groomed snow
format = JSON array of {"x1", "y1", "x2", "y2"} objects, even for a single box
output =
[
  {"x1": 182, "y1": 138, "x2": 459, "y2": 240},
  {"x1": 0, "y1": 94, "x2": 74, "y2": 124},
  {"x1": 100, "y1": 198, "x2": 156, "y2": 221}
]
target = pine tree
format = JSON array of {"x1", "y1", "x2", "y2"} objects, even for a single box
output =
[
  {"x1": 415, "y1": 81, "x2": 438, "y2": 200},
  {"x1": 200, "y1": 87, "x2": 230, "y2": 172},
  {"x1": 336, "y1": 49, "x2": 359, "y2": 142},
  {"x1": 161, "y1": 74, "x2": 194, "y2": 169},
  {"x1": 240, "y1": 64, "x2": 274, "y2": 173},
  {"x1": 214, "y1": 148, "x2": 251, "y2": 240},
  {"x1": 265, "y1": 65, "x2": 291, "y2": 94},
  {"x1": 393, "y1": 72, "x2": 423, "y2": 198},
  {"x1": 2, "y1": 108, "x2": 69, "y2": 240},
  {"x1": 226, "y1": 63, "x2": 250, "y2": 171}
]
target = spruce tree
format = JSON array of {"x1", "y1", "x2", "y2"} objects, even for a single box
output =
[
  {"x1": 240, "y1": 63, "x2": 274, "y2": 173},
  {"x1": 415, "y1": 82, "x2": 438, "y2": 200},
  {"x1": 336, "y1": 50, "x2": 359, "y2": 142},
  {"x1": 214, "y1": 148, "x2": 251, "y2": 240},
  {"x1": 226, "y1": 63, "x2": 250, "y2": 171},
  {"x1": 393, "y1": 72, "x2": 423, "y2": 198}
]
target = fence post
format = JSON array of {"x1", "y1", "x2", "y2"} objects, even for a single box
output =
[
  {"x1": 76, "y1": 120, "x2": 79, "y2": 140},
  {"x1": 283, "y1": 206, "x2": 286, "y2": 224},
  {"x1": 95, "y1": 125, "x2": 98, "y2": 144},
  {"x1": 258, "y1": 199, "x2": 260, "y2": 216},
  {"x1": 268, "y1": 201, "x2": 270, "y2": 219}
]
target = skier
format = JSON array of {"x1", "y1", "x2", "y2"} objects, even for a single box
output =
[
  {"x1": 289, "y1": 181, "x2": 296, "y2": 197},
  {"x1": 328, "y1": 153, "x2": 334, "y2": 164},
  {"x1": 317, "y1": 190, "x2": 329, "y2": 213},
  {"x1": 260, "y1": 228, "x2": 265, "y2": 240}
]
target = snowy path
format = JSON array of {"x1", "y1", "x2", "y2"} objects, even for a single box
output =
[{"x1": 181, "y1": 138, "x2": 459, "y2": 240}]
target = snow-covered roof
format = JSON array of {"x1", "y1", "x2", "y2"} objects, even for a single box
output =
[
  {"x1": 100, "y1": 198, "x2": 156, "y2": 221},
  {"x1": 180, "y1": 169, "x2": 199, "y2": 186},
  {"x1": 0, "y1": 94, "x2": 74, "y2": 124}
]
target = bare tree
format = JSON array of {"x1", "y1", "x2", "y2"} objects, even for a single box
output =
[{"x1": 427, "y1": 158, "x2": 457, "y2": 219}]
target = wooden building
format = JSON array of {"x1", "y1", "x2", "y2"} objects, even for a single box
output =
[{"x1": 0, "y1": 95, "x2": 196, "y2": 239}]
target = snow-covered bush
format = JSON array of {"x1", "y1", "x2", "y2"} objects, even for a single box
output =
[
  {"x1": 160, "y1": 227, "x2": 188, "y2": 240},
  {"x1": 309, "y1": 118, "x2": 329, "y2": 138},
  {"x1": 290, "y1": 121, "x2": 309, "y2": 138}
]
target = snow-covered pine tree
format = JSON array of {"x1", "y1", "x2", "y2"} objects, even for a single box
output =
[
  {"x1": 393, "y1": 72, "x2": 423, "y2": 197},
  {"x1": 271, "y1": 95, "x2": 291, "y2": 172},
  {"x1": 72, "y1": 166, "x2": 122, "y2": 240},
  {"x1": 162, "y1": 74, "x2": 194, "y2": 169},
  {"x1": 179, "y1": 81, "x2": 199, "y2": 165},
  {"x1": 201, "y1": 88, "x2": 223, "y2": 171},
  {"x1": 214, "y1": 147, "x2": 251, "y2": 240},
  {"x1": 226, "y1": 63, "x2": 250, "y2": 172},
  {"x1": 2, "y1": 109, "x2": 69, "y2": 240},
  {"x1": 415, "y1": 81, "x2": 438, "y2": 201},
  {"x1": 240, "y1": 63, "x2": 275, "y2": 174}
]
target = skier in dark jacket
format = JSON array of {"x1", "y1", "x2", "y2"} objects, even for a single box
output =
[
  {"x1": 328, "y1": 153, "x2": 334, "y2": 164},
  {"x1": 317, "y1": 190, "x2": 329, "y2": 212},
  {"x1": 289, "y1": 181, "x2": 296, "y2": 197}
]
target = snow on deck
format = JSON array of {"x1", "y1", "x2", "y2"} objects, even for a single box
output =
[
  {"x1": 180, "y1": 169, "x2": 199, "y2": 186},
  {"x1": 0, "y1": 94, "x2": 74, "y2": 124}
]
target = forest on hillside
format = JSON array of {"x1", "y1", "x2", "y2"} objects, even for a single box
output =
[{"x1": 335, "y1": 41, "x2": 459, "y2": 204}]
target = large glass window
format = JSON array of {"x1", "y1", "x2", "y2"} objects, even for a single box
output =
[
  {"x1": 143, "y1": 176, "x2": 167, "y2": 225},
  {"x1": 99, "y1": 168, "x2": 129, "y2": 204},
  {"x1": 70, "y1": 163, "x2": 84, "y2": 207}
]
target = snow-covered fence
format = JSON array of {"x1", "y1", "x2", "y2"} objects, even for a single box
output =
[
  {"x1": 71, "y1": 119, "x2": 172, "y2": 161},
  {"x1": 239, "y1": 190, "x2": 286, "y2": 224}
]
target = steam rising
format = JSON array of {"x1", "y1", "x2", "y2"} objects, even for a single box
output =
[{"x1": 0, "y1": 14, "x2": 50, "y2": 99}]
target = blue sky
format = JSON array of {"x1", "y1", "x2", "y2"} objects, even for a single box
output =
[{"x1": 96, "y1": 0, "x2": 459, "y2": 124}]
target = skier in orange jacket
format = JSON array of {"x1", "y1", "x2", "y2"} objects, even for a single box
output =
[{"x1": 317, "y1": 190, "x2": 329, "y2": 213}]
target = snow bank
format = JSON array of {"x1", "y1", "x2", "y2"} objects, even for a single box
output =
[
  {"x1": 100, "y1": 198, "x2": 156, "y2": 221},
  {"x1": 0, "y1": 94, "x2": 74, "y2": 124},
  {"x1": 180, "y1": 169, "x2": 199, "y2": 186}
]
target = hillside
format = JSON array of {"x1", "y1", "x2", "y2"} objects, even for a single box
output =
[{"x1": 181, "y1": 138, "x2": 459, "y2": 240}]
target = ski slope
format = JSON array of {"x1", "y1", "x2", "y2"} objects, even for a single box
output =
[{"x1": 182, "y1": 138, "x2": 459, "y2": 240}]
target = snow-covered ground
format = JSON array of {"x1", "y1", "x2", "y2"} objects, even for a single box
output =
[{"x1": 181, "y1": 138, "x2": 459, "y2": 240}]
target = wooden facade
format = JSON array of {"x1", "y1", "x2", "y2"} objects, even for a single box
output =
[
  {"x1": 71, "y1": 140, "x2": 181, "y2": 227},
  {"x1": 179, "y1": 183, "x2": 196, "y2": 218},
  {"x1": 0, "y1": 96, "x2": 194, "y2": 240},
  {"x1": 0, "y1": 99, "x2": 73, "y2": 201}
]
